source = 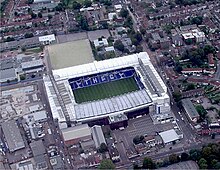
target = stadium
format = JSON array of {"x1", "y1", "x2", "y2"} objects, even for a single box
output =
[{"x1": 44, "y1": 52, "x2": 171, "y2": 128}]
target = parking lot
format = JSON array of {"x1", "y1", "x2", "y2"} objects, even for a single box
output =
[{"x1": 111, "y1": 114, "x2": 177, "y2": 162}]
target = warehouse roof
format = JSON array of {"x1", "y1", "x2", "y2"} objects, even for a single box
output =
[
  {"x1": 159, "y1": 129, "x2": 179, "y2": 144},
  {"x1": 181, "y1": 99, "x2": 199, "y2": 119},
  {"x1": 21, "y1": 59, "x2": 43, "y2": 69},
  {"x1": 1, "y1": 120, "x2": 25, "y2": 152},
  {"x1": 0, "y1": 68, "x2": 17, "y2": 82},
  {"x1": 91, "y1": 125, "x2": 106, "y2": 148},
  {"x1": 61, "y1": 124, "x2": 91, "y2": 141}
]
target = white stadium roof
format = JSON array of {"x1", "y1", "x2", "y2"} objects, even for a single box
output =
[
  {"x1": 45, "y1": 52, "x2": 170, "y2": 123},
  {"x1": 74, "y1": 89, "x2": 152, "y2": 121},
  {"x1": 53, "y1": 52, "x2": 151, "y2": 81}
]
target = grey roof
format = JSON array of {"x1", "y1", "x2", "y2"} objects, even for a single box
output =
[
  {"x1": 30, "y1": 140, "x2": 46, "y2": 157},
  {"x1": 50, "y1": 156, "x2": 63, "y2": 170},
  {"x1": 0, "y1": 37, "x2": 40, "y2": 52},
  {"x1": 108, "y1": 113, "x2": 128, "y2": 124},
  {"x1": 91, "y1": 125, "x2": 106, "y2": 148},
  {"x1": 21, "y1": 59, "x2": 43, "y2": 69},
  {"x1": 181, "y1": 99, "x2": 199, "y2": 119},
  {"x1": 0, "y1": 68, "x2": 17, "y2": 82},
  {"x1": 74, "y1": 89, "x2": 152, "y2": 121},
  {"x1": 1, "y1": 120, "x2": 25, "y2": 152},
  {"x1": 61, "y1": 124, "x2": 91, "y2": 141},
  {"x1": 0, "y1": 58, "x2": 16, "y2": 70}
]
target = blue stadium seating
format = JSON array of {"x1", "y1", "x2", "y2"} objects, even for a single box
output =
[{"x1": 68, "y1": 67, "x2": 144, "y2": 90}]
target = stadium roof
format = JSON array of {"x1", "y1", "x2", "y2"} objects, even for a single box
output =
[
  {"x1": 53, "y1": 52, "x2": 151, "y2": 81},
  {"x1": 74, "y1": 89, "x2": 152, "y2": 121},
  {"x1": 1, "y1": 120, "x2": 25, "y2": 152}
]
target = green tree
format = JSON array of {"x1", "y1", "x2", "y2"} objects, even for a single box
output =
[
  {"x1": 84, "y1": 0, "x2": 92, "y2": 7},
  {"x1": 20, "y1": 75, "x2": 26, "y2": 80},
  {"x1": 99, "y1": 143, "x2": 108, "y2": 153},
  {"x1": 198, "y1": 158, "x2": 208, "y2": 169},
  {"x1": 120, "y1": 8, "x2": 129, "y2": 18},
  {"x1": 133, "y1": 135, "x2": 144, "y2": 145},
  {"x1": 169, "y1": 154, "x2": 179, "y2": 164},
  {"x1": 196, "y1": 105, "x2": 207, "y2": 120},
  {"x1": 186, "y1": 83, "x2": 195, "y2": 91},
  {"x1": 24, "y1": 33, "x2": 34, "y2": 38},
  {"x1": 173, "y1": 92, "x2": 182, "y2": 102},
  {"x1": 202, "y1": 146, "x2": 212, "y2": 159},
  {"x1": 72, "y1": 1, "x2": 81, "y2": 9},
  {"x1": 189, "y1": 149, "x2": 201, "y2": 161},
  {"x1": 136, "y1": 45, "x2": 143, "y2": 53},
  {"x1": 142, "y1": 157, "x2": 156, "y2": 169},
  {"x1": 181, "y1": 152, "x2": 189, "y2": 161},
  {"x1": 114, "y1": 40, "x2": 124, "y2": 52},
  {"x1": 38, "y1": 12, "x2": 42, "y2": 18},
  {"x1": 99, "y1": 159, "x2": 115, "y2": 169}
]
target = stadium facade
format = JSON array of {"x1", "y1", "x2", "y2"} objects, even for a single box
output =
[{"x1": 44, "y1": 52, "x2": 172, "y2": 128}]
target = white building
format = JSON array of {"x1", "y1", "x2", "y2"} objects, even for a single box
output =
[
  {"x1": 159, "y1": 129, "x2": 182, "y2": 145},
  {"x1": 39, "y1": 34, "x2": 56, "y2": 45},
  {"x1": 93, "y1": 38, "x2": 108, "y2": 48}
]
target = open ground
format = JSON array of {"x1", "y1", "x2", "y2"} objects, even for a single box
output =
[{"x1": 48, "y1": 39, "x2": 94, "y2": 70}]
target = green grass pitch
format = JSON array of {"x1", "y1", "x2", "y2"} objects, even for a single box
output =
[{"x1": 73, "y1": 77, "x2": 139, "y2": 103}]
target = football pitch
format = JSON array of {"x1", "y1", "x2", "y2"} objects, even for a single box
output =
[{"x1": 73, "y1": 77, "x2": 139, "y2": 103}]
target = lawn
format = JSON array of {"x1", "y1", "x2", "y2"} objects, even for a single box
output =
[
  {"x1": 73, "y1": 77, "x2": 139, "y2": 103},
  {"x1": 25, "y1": 47, "x2": 43, "y2": 54}
]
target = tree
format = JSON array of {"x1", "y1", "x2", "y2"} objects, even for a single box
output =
[
  {"x1": 120, "y1": 8, "x2": 129, "y2": 18},
  {"x1": 99, "y1": 143, "x2": 108, "y2": 153},
  {"x1": 133, "y1": 135, "x2": 144, "y2": 145},
  {"x1": 142, "y1": 157, "x2": 156, "y2": 169},
  {"x1": 20, "y1": 75, "x2": 26, "y2": 80},
  {"x1": 136, "y1": 45, "x2": 143, "y2": 53},
  {"x1": 48, "y1": 14, "x2": 52, "y2": 19},
  {"x1": 186, "y1": 83, "x2": 195, "y2": 91},
  {"x1": 181, "y1": 152, "x2": 189, "y2": 161},
  {"x1": 114, "y1": 40, "x2": 124, "y2": 52},
  {"x1": 24, "y1": 33, "x2": 34, "y2": 38},
  {"x1": 196, "y1": 105, "x2": 207, "y2": 120},
  {"x1": 31, "y1": 12, "x2": 37, "y2": 19},
  {"x1": 72, "y1": 1, "x2": 81, "y2": 9},
  {"x1": 202, "y1": 146, "x2": 212, "y2": 159},
  {"x1": 190, "y1": 16, "x2": 203, "y2": 25},
  {"x1": 38, "y1": 12, "x2": 42, "y2": 18},
  {"x1": 7, "y1": 79, "x2": 10, "y2": 83},
  {"x1": 99, "y1": 159, "x2": 115, "y2": 169},
  {"x1": 198, "y1": 158, "x2": 208, "y2": 169},
  {"x1": 84, "y1": 0, "x2": 92, "y2": 7},
  {"x1": 173, "y1": 92, "x2": 182, "y2": 102},
  {"x1": 169, "y1": 154, "x2": 179, "y2": 164},
  {"x1": 189, "y1": 149, "x2": 201, "y2": 161},
  {"x1": 21, "y1": 47, "x2": 26, "y2": 52}
]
